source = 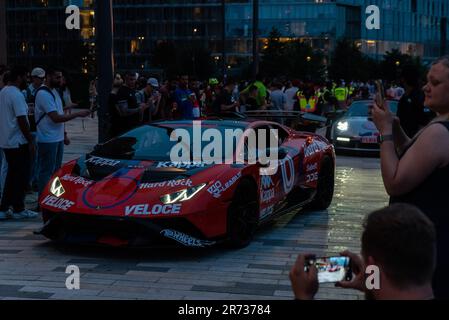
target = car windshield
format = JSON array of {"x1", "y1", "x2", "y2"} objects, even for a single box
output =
[
  {"x1": 91, "y1": 122, "x2": 248, "y2": 161},
  {"x1": 347, "y1": 101, "x2": 398, "y2": 117}
]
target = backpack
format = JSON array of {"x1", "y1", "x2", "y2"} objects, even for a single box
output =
[{"x1": 34, "y1": 86, "x2": 57, "y2": 128}]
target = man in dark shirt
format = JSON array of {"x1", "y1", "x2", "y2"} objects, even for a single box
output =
[
  {"x1": 244, "y1": 85, "x2": 260, "y2": 111},
  {"x1": 212, "y1": 79, "x2": 239, "y2": 115},
  {"x1": 112, "y1": 72, "x2": 148, "y2": 136},
  {"x1": 174, "y1": 75, "x2": 195, "y2": 120},
  {"x1": 397, "y1": 66, "x2": 427, "y2": 138}
]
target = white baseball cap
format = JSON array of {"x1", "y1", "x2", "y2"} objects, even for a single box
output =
[
  {"x1": 31, "y1": 67, "x2": 46, "y2": 79},
  {"x1": 147, "y1": 78, "x2": 159, "y2": 88}
]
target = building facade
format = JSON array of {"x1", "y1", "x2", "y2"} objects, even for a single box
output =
[
  {"x1": 0, "y1": 1, "x2": 7, "y2": 65},
  {"x1": 5, "y1": 0, "x2": 95, "y2": 72},
  {"x1": 226, "y1": 0, "x2": 449, "y2": 68},
  {"x1": 4, "y1": 0, "x2": 449, "y2": 74}
]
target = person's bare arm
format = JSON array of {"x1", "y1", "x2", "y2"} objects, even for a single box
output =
[
  {"x1": 116, "y1": 102, "x2": 146, "y2": 117},
  {"x1": 47, "y1": 110, "x2": 91, "y2": 124},
  {"x1": 221, "y1": 102, "x2": 238, "y2": 112},
  {"x1": 393, "y1": 118, "x2": 412, "y2": 155},
  {"x1": 380, "y1": 124, "x2": 449, "y2": 196}
]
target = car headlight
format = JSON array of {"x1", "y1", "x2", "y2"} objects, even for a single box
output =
[
  {"x1": 160, "y1": 183, "x2": 207, "y2": 204},
  {"x1": 50, "y1": 177, "x2": 65, "y2": 197},
  {"x1": 337, "y1": 121, "x2": 349, "y2": 132}
]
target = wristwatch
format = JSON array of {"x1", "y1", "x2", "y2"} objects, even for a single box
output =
[{"x1": 377, "y1": 134, "x2": 394, "y2": 144}]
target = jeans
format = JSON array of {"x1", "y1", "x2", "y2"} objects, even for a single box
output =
[
  {"x1": 0, "y1": 148, "x2": 7, "y2": 196},
  {"x1": 29, "y1": 133, "x2": 39, "y2": 186},
  {"x1": 37, "y1": 141, "x2": 64, "y2": 196},
  {"x1": 0, "y1": 144, "x2": 30, "y2": 213}
]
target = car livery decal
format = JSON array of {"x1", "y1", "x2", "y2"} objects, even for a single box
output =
[
  {"x1": 280, "y1": 155, "x2": 295, "y2": 194},
  {"x1": 125, "y1": 204, "x2": 182, "y2": 216},
  {"x1": 160, "y1": 229, "x2": 216, "y2": 247},
  {"x1": 207, "y1": 172, "x2": 242, "y2": 199},
  {"x1": 304, "y1": 140, "x2": 328, "y2": 158},
  {"x1": 82, "y1": 176, "x2": 139, "y2": 210},
  {"x1": 42, "y1": 195, "x2": 75, "y2": 211},
  {"x1": 156, "y1": 162, "x2": 207, "y2": 169},
  {"x1": 139, "y1": 179, "x2": 193, "y2": 190},
  {"x1": 260, "y1": 175, "x2": 275, "y2": 204},
  {"x1": 60, "y1": 174, "x2": 94, "y2": 188},
  {"x1": 85, "y1": 156, "x2": 122, "y2": 167}
]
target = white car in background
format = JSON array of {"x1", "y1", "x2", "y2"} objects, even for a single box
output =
[{"x1": 330, "y1": 100, "x2": 399, "y2": 153}]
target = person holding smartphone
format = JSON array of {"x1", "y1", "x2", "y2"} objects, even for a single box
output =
[
  {"x1": 290, "y1": 204, "x2": 436, "y2": 300},
  {"x1": 371, "y1": 56, "x2": 449, "y2": 299}
]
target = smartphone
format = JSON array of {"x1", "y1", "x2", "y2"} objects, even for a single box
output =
[
  {"x1": 375, "y1": 80, "x2": 386, "y2": 109},
  {"x1": 306, "y1": 256, "x2": 353, "y2": 284}
]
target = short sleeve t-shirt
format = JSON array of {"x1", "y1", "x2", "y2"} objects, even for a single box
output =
[
  {"x1": 175, "y1": 88, "x2": 194, "y2": 120},
  {"x1": 116, "y1": 85, "x2": 141, "y2": 132},
  {"x1": 35, "y1": 87, "x2": 65, "y2": 143},
  {"x1": 212, "y1": 89, "x2": 233, "y2": 114},
  {"x1": 0, "y1": 86, "x2": 29, "y2": 149}
]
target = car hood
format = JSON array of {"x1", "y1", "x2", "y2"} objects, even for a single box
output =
[{"x1": 74, "y1": 154, "x2": 210, "y2": 182}]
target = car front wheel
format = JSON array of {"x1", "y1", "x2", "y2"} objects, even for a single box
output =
[{"x1": 226, "y1": 179, "x2": 259, "y2": 249}]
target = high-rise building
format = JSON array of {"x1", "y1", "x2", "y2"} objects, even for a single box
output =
[
  {"x1": 5, "y1": 0, "x2": 95, "y2": 72},
  {"x1": 226, "y1": 0, "x2": 449, "y2": 67},
  {"x1": 0, "y1": 1, "x2": 7, "y2": 65},
  {"x1": 4, "y1": 0, "x2": 449, "y2": 74}
]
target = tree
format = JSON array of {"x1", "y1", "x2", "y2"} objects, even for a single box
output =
[
  {"x1": 381, "y1": 49, "x2": 426, "y2": 81},
  {"x1": 260, "y1": 27, "x2": 286, "y2": 77},
  {"x1": 328, "y1": 38, "x2": 367, "y2": 82},
  {"x1": 284, "y1": 40, "x2": 325, "y2": 82}
]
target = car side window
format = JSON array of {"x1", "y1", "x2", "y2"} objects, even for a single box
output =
[{"x1": 269, "y1": 124, "x2": 289, "y2": 146}]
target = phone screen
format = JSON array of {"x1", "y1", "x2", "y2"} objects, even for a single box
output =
[{"x1": 307, "y1": 257, "x2": 352, "y2": 283}]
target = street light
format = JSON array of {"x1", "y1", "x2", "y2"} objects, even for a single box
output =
[
  {"x1": 306, "y1": 56, "x2": 312, "y2": 62},
  {"x1": 395, "y1": 60, "x2": 401, "y2": 66}
]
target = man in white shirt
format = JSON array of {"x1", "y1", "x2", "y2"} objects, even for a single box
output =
[
  {"x1": 0, "y1": 65, "x2": 8, "y2": 198},
  {"x1": 23, "y1": 67, "x2": 46, "y2": 193},
  {"x1": 35, "y1": 68, "x2": 91, "y2": 198},
  {"x1": 0, "y1": 66, "x2": 38, "y2": 220},
  {"x1": 284, "y1": 80, "x2": 300, "y2": 112}
]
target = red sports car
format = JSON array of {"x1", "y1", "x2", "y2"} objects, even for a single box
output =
[{"x1": 37, "y1": 119, "x2": 336, "y2": 248}]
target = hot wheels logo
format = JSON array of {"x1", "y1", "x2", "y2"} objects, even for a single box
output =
[{"x1": 160, "y1": 229, "x2": 215, "y2": 247}]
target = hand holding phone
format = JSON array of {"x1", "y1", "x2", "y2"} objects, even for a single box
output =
[{"x1": 375, "y1": 80, "x2": 386, "y2": 110}]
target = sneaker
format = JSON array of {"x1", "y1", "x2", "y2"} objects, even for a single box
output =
[
  {"x1": 0, "y1": 210, "x2": 11, "y2": 221},
  {"x1": 11, "y1": 209, "x2": 39, "y2": 220}
]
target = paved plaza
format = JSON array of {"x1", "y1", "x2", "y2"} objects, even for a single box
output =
[{"x1": 0, "y1": 117, "x2": 389, "y2": 300}]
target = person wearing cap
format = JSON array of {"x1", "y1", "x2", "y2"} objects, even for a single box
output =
[
  {"x1": 135, "y1": 77, "x2": 161, "y2": 124},
  {"x1": 23, "y1": 67, "x2": 45, "y2": 104},
  {"x1": 22, "y1": 67, "x2": 45, "y2": 193}
]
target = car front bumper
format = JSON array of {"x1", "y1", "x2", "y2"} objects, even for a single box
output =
[{"x1": 35, "y1": 210, "x2": 218, "y2": 248}]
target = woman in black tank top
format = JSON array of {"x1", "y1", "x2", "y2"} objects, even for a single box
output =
[{"x1": 372, "y1": 56, "x2": 449, "y2": 299}]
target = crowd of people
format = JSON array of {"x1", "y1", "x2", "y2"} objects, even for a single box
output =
[
  {"x1": 101, "y1": 72, "x2": 409, "y2": 137},
  {"x1": 0, "y1": 65, "x2": 91, "y2": 220},
  {"x1": 0, "y1": 56, "x2": 448, "y2": 300}
]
